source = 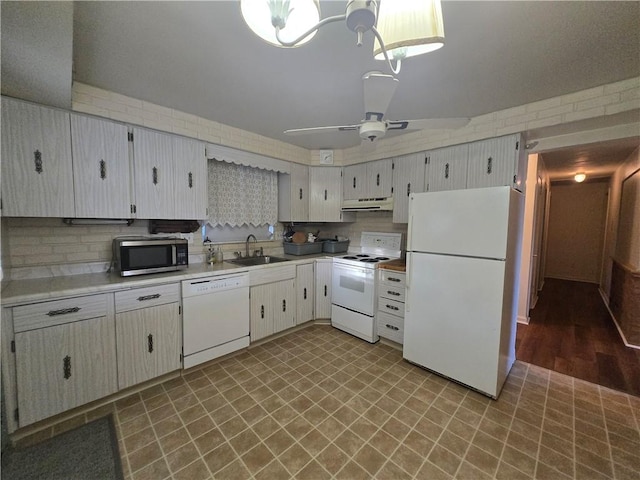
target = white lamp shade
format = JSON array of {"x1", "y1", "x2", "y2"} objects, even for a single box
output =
[
  {"x1": 373, "y1": 0, "x2": 445, "y2": 60},
  {"x1": 241, "y1": 0, "x2": 320, "y2": 47}
]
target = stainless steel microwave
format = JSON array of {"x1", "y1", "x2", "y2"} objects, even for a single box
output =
[{"x1": 113, "y1": 237, "x2": 188, "y2": 277}]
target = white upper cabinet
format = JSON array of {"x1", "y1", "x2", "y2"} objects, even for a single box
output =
[
  {"x1": 467, "y1": 134, "x2": 524, "y2": 190},
  {"x1": 343, "y1": 163, "x2": 367, "y2": 200},
  {"x1": 278, "y1": 162, "x2": 309, "y2": 222},
  {"x1": 133, "y1": 127, "x2": 206, "y2": 219},
  {"x1": 309, "y1": 166, "x2": 346, "y2": 222},
  {"x1": 425, "y1": 144, "x2": 469, "y2": 192},
  {"x1": 1, "y1": 97, "x2": 75, "y2": 217},
  {"x1": 343, "y1": 159, "x2": 393, "y2": 200},
  {"x1": 172, "y1": 135, "x2": 207, "y2": 219},
  {"x1": 71, "y1": 114, "x2": 131, "y2": 218},
  {"x1": 392, "y1": 153, "x2": 426, "y2": 223}
]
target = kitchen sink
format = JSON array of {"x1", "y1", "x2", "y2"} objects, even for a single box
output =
[{"x1": 228, "y1": 256, "x2": 290, "y2": 266}]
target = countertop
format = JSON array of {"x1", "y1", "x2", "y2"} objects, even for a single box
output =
[
  {"x1": 378, "y1": 258, "x2": 406, "y2": 272},
  {"x1": 1, "y1": 253, "x2": 338, "y2": 307}
]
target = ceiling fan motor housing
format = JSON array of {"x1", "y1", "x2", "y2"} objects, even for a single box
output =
[{"x1": 359, "y1": 120, "x2": 386, "y2": 141}]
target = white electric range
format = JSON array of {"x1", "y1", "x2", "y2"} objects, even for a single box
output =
[{"x1": 331, "y1": 232, "x2": 402, "y2": 343}]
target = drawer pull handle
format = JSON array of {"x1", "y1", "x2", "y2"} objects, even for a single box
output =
[
  {"x1": 324, "y1": 189, "x2": 327, "y2": 201},
  {"x1": 148, "y1": 334, "x2": 154, "y2": 353},
  {"x1": 282, "y1": 300, "x2": 286, "y2": 312},
  {"x1": 99, "y1": 159, "x2": 107, "y2": 179},
  {"x1": 299, "y1": 188, "x2": 303, "y2": 200},
  {"x1": 324, "y1": 285, "x2": 327, "y2": 297},
  {"x1": 137, "y1": 294, "x2": 161, "y2": 302},
  {"x1": 188, "y1": 171, "x2": 193, "y2": 188},
  {"x1": 303, "y1": 288, "x2": 307, "y2": 300},
  {"x1": 387, "y1": 277, "x2": 401, "y2": 283},
  {"x1": 385, "y1": 324, "x2": 400, "y2": 331},
  {"x1": 444, "y1": 163, "x2": 450, "y2": 179},
  {"x1": 152, "y1": 166, "x2": 158, "y2": 185},
  {"x1": 386, "y1": 304, "x2": 400, "y2": 311},
  {"x1": 63, "y1": 355, "x2": 71, "y2": 379},
  {"x1": 47, "y1": 307, "x2": 80, "y2": 317},
  {"x1": 376, "y1": 173, "x2": 380, "y2": 186},
  {"x1": 487, "y1": 157, "x2": 493, "y2": 174},
  {"x1": 387, "y1": 290, "x2": 401, "y2": 296},
  {"x1": 261, "y1": 305, "x2": 265, "y2": 319}
]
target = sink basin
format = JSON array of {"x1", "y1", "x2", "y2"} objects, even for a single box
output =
[{"x1": 228, "y1": 256, "x2": 290, "y2": 266}]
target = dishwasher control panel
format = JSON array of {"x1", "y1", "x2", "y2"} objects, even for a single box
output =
[{"x1": 182, "y1": 273, "x2": 249, "y2": 297}]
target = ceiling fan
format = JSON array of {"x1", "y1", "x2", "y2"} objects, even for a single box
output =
[{"x1": 284, "y1": 71, "x2": 470, "y2": 147}]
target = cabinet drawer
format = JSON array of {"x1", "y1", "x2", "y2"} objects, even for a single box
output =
[
  {"x1": 378, "y1": 297, "x2": 404, "y2": 317},
  {"x1": 115, "y1": 283, "x2": 180, "y2": 313},
  {"x1": 379, "y1": 284, "x2": 405, "y2": 302},
  {"x1": 249, "y1": 264, "x2": 296, "y2": 287},
  {"x1": 380, "y1": 270, "x2": 406, "y2": 287},
  {"x1": 377, "y1": 311, "x2": 404, "y2": 344},
  {"x1": 14, "y1": 294, "x2": 110, "y2": 333}
]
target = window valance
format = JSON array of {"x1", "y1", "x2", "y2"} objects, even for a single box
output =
[{"x1": 205, "y1": 144, "x2": 290, "y2": 174}]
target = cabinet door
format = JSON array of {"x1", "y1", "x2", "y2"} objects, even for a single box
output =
[
  {"x1": 273, "y1": 279, "x2": 295, "y2": 333},
  {"x1": 15, "y1": 316, "x2": 117, "y2": 427},
  {"x1": 278, "y1": 163, "x2": 309, "y2": 222},
  {"x1": 132, "y1": 128, "x2": 175, "y2": 219},
  {"x1": 310, "y1": 167, "x2": 344, "y2": 222},
  {"x1": 315, "y1": 260, "x2": 333, "y2": 319},
  {"x1": 250, "y1": 284, "x2": 275, "y2": 342},
  {"x1": 71, "y1": 114, "x2": 131, "y2": 218},
  {"x1": 425, "y1": 144, "x2": 469, "y2": 192},
  {"x1": 367, "y1": 159, "x2": 393, "y2": 198},
  {"x1": 296, "y1": 264, "x2": 314, "y2": 325},
  {"x1": 342, "y1": 164, "x2": 367, "y2": 200},
  {"x1": 115, "y1": 302, "x2": 180, "y2": 389},
  {"x1": 467, "y1": 134, "x2": 520, "y2": 189},
  {"x1": 1, "y1": 97, "x2": 75, "y2": 217},
  {"x1": 392, "y1": 153, "x2": 426, "y2": 223},
  {"x1": 173, "y1": 136, "x2": 207, "y2": 219}
]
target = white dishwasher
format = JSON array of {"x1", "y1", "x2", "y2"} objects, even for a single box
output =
[{"x1": 181, "y1": 272, "x2": 250, "y2": 369}]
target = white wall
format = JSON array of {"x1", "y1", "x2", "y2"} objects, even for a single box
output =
[
  {"x1": 517, "y1": 154, "x2": 539, "y2": 324},
  {"x1": 544, "y1": 180, "x2": 609, "y2": 283}
]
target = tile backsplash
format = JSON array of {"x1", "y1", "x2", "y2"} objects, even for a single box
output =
[{"x1": 2, "y1": 213, "x2": 408, "y2": 280}]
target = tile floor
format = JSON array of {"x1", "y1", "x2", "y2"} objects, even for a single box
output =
[{"x1": 112, "y1": 325, "x2": 640, "y2": 479}]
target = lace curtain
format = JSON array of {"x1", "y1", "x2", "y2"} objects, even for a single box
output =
[{"x1": 207, "y1": 159, "x2": 278, "y2": 227}]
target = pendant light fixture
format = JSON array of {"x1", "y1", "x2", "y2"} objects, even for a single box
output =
[{"x1": 239, "y1": 0, "x2": 446, "y2": 74}]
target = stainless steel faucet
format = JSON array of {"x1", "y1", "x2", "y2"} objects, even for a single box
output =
[{"x1": 246, "y1": 234, "x2": 257, "y2": 257}]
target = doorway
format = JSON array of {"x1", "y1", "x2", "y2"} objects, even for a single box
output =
[{"x1": 516, "y1": 149, "x2": 640, "y2": 396}]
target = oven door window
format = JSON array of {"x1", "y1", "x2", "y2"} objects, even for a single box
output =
[{"x1": 332, "y1": 264, "x2": 376, "y2": 316}]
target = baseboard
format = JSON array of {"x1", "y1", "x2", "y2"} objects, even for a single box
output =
[
  {"x1": 598, "y1": 287, "x2": 640, "y2": 350},
  {"x1": 517, "y1": 315, "x2": 530, "y2": 325},
  {"x1": 545, "y1": 274, "x2": 599, "y2": 284}
]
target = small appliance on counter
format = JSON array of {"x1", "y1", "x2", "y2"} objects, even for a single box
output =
[{"x1": 112, "y1": 236, "x2": 188, "y2": 277}]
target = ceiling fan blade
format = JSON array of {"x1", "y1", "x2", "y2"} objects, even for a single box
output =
[
  {"x1": 362, "y1": 71, "x2": 399, "y2": 121},
  {"x1": 387, "y1": 118, "x2": 471, "y2": 131},
  {"x1": 284, "y1": 125, "x2": 359, "y2": 136}
]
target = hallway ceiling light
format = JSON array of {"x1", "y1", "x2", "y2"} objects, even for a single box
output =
[
  {"x1": 574, "y1": 172, "x2": 586, "y2": 183},
  {"x1": 239, "y1": 0, "x2": 445, "y2": 74}
]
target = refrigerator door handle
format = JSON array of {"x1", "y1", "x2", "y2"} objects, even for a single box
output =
[{"x1": 405, "y1": 252, "x2": 412, "y2": 313}]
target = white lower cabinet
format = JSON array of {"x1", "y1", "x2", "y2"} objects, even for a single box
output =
[
  {"x1": 315, "y1": 259, "x2": 333, "y2": 319},
  {"x1": 296, "y1": 263, "x2": 314, "y2": 325},
  {"x1": 115, "y1": 284, "x2": 181, "y2": 389},
  {"x1": 250, "y1": 265, "x2": 296, "y2": 342},
  {"x1": 376, "y1": 269, "x2": 406, "y2": 344},
  {"x1": 12, "y1": 294, "x2": 117, "y2": 427}
]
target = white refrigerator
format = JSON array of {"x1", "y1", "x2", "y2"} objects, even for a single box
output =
[{"x1": 404, "y1": 186, "x2": 524, "y2": 398}]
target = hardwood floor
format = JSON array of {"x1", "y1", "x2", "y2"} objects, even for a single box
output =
[{"x1": 516, "y1": 277, "x2": 640, "y2": 397}]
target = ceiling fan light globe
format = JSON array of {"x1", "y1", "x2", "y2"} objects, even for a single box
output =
[
  {"x1": 373, "y1": 0, "x2": 445, "y2": 60},
  {"x1": 241, "y1": 0, "x2": 320, "y2": 47},
  {"x1": 359, "y1": 120, "x2": 386, "y2": 141}
]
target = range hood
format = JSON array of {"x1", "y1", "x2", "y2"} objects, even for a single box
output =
[{"x1": 341, "y1": 197, "x2": 394, "y2": 212}]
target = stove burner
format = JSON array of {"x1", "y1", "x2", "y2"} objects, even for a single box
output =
[
  {"x1": 375, "y1": 257, "x2": 389, "y2": 261},
  {"x1": 355, "y1": 254, "x2": 370, "y2": 257},
  {"x1": 342, "y1": 256, "x2": 360, "y2": 260},
  {"x1": 360, "y1": 258, "x2": 380, "y2": 263}
]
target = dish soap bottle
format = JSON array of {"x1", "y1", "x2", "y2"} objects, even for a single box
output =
[
  {"x1": 215, "y1": 247, "x2": 223, "y2": 264},
  {"x1": 207, "y1": 245, "x2": 216, "y2": 264}
]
